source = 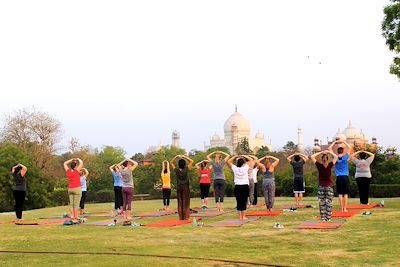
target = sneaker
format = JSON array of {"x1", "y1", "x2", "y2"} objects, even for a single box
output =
[
  {"x1": 362, "y1": 211, "x2": 372, "y2": 216},
  {"x1": 273, "y1": 223, "x2": 284, "y2": 229},
  {"x1": 63, "y1": 220, "x2": 73, "y2": 226}
]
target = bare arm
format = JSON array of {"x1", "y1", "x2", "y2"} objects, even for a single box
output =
[
  {"x1": 267, "y1": 156, "x2": 280, "y2": 168},
  {"x1": 109, "y1": 164, "x2": 116, "y2": 172},
  {"x1": 299, "y1": 153, "x2": 308, "y2": 162},
  {"x1": 287, "y1": 153, "x2": 295, "y2": 162},
  {"x1": 63, "y1": 159, "x2": 73, "y2": 171},
  {"x1": 82, "y1": 168, "x2": 89, "y2": 178},
  {"x1": 19, "y1": 164, "x2": 28, "y2": 177},
  {"x1": 75, "y1": 158, "x2": 84, "y2": 172},
  {"x1": 170, "y1": 155, "x2": 180, "y2": 170},
  {"x1": 226, "y1": 155, "x2": 236, "y2": 168},
  {"x1": 181, "y1": 155, "x2": 194, "y2": 169},
  {"x1": 328, "y1": 151, "x2": 338, "y2": 164},
  {"x1": 311, "y1": 152, "x2": 321, "y2": 164}
]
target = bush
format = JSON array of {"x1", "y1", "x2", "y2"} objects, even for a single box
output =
[
  {"x1": 369, "y1": 184, "x2": 400, "y2": 198},
  {"x1": 50, "y1": 187, "x2": 69, "y2": 206},
  {"x1": 95, "y1": 189, "x2": 114, "y2": 203}
]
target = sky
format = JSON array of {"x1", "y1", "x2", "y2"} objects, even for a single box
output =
[{"x1": 0, "y1": 0, "x2": 399, "y2": 157}]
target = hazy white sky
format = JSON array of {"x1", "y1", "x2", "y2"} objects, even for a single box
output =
[{"x1": 0, "y1": 0, "x2": 398, "y2": 156}]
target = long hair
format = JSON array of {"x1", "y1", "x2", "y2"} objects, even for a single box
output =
[{"x1": 13, "y1": 166, "x2": 22, "y2": 175}]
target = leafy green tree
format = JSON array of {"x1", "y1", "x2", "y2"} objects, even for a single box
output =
[
  {"x1": 255, "y1": 145, "x2": 270, "y2": 158},
  {"x1": 283, "y1": 141, "x2": 297, "y2": 154},
  {"x1": 235, "y1": 137, "x2": 253, "y2": 155},
  {"x1": 131, "y1": 153, "x2": 145, "y2": 162},
  {"x1": 382, "y1": 0, "x2": 400, "y2": 79},
  {"x1": 0, "y1": 142, "x2": 53, "y2": 212}
]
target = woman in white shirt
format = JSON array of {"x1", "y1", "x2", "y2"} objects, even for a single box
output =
[
  {"x1": 351, "y1": 151, "x2": 375, "y2": 205},
  {"x1": 227, "y1": 155, "x2": 254, "y2": 220}
]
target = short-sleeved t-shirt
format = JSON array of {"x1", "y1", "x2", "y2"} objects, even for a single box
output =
[
  {"x1": 13, "y1": 172, "x2": 26, "y2": 191},
  {"x1": 199, "y1": 168, "x2": 211, "y2": 184},
  {"x1": 80, "y1": 176, "x2": 87, "y2": 191},
  {"x1": 290, "y1": 159, "x2": 305, "y2": 178},
  {"x1": 112, "y1": 171, "x2": 123, "y2": 187},
  {"x1": 120, "y1": 168, "x2": 134, "y2": 188},
  {"x1": 175, "y1": 167, "x2": 189, "y2": 187},
  {"x1": 335, "y1": 153, "x2": 349, "y2": 176},
  {"x1": 66, "y1": 169, "x2": 81, "y2": 189},
  {"x1": 232, "y1": 164, "x2": 250, "y2": 185},
  {"x1": 250, "y1": 168, "x2": 259, "y2": 183},
  {"x1": 315, "y1": 162, "x2": 334, "y2": 187},
  {"x1": 211, "y1": 160, "x2": 225, "y2": 180},
  {"x1": 352, "y1": 157, "x2": 374, "y2": 178}
]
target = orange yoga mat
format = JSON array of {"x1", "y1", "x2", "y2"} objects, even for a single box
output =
[
  {"x1": 0, "y1": 220, "x2": 16, "y2": 225},
  {"x1": 347, "y1": 204, "x2": 380, "y2": 209},
  {"x1": 317, "y1": 211, "x2": 358, "y2": 218},
  {"x1": 143, "y1": 219, "x2": 193, "y2": 227},
  {"x1": 15, "y1": 218, "x2": 67, "y2": 225},
  {"x1": 247, "y1": 210, "x2": 283, "y2": 216},
  {"x1": 298, "y1": 220, "x2": 345, "y2": 230}
]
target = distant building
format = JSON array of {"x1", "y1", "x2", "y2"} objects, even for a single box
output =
[
  {"x1": 204, "y1": 107, "x2": 272, "y2": 154},
  {"x1": 313, "y1": 121, "x2": 378, "y2": 153},
  {"x1": 172, "y1": 130, "x2": 180, "y2": 148}
]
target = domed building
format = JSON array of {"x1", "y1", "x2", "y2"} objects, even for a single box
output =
[
  {"x1": 205, "y1": 107, "x2": 272, "y2": 154},
  {"x1": 313, "y1": 121, "x2": 378, "y2": 153}
]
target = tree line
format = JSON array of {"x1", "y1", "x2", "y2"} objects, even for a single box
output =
[{"x1": 1, "y1": 108, "x2": 399, "y2": 212}]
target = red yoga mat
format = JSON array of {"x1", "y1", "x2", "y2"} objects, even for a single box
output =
[
  {"x1": 15, "y1": 218, "x2": 67, "y2": 225},
  {"x1": 247, "y1": 210, "x2": 283, "y2": 216},
  {"x1": 347, "y1": 204, "x2": 380, "y2": 209},
  {"x1": 143, "y1": 219, "x2": 193, "y2": 227},
  {"x1": 317, "y1": 211, "x2": 359, "y2": 218},
  {"x1": 298, "y1": 221, "x2": 345, "y2": 230}
]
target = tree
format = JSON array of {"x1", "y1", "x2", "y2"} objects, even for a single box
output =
[
  {"x1": 283, "y1": 141, "x2": 297, "y2": 154},
  {"x1": 131, "y1": 153, "x2": 145, "y2": 162},
  {"x1": 0, "y1": 142, "x2": 53, "y2": 212},
  {"x1": 235, "y1": 137, "x2": 253, "y2": 155},
  {"x1": 382, "y1": 0, "x2": 400, "y2": 79},
  {"x1": 255, "y1": 145, "x2": 270, "y2": 158},
  {"x1": 0, "y1": 108, "x2": 62, "y2": 173}
]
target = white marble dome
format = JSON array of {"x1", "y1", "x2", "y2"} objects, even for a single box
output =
[
  {"x1": 255, "y1": 131, "x2": 264, "y2": 139},
  {"x1": 343, "y1": 122, "x2": 362, "y2": 139},
  {"x1": 211, "y1": 133, "x2": 220, "y2": 141},
  {"x1": 224, "y1": 111, "x2": 251, "y2": 133},
  {"x1": 333, "y1": 129, "x2": 347, "y2": 141}
]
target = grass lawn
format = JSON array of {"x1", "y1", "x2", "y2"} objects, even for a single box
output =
[{"x1": 0, "y1": 197, "x2": 399, "y2": 267}]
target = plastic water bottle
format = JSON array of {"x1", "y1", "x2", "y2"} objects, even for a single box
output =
[
  {"x1": 192, "y1": 217, "x2": 197, "y2": 226},
  {"x1": 380, "y1": 200, "x2": 385, "y2": 207}
]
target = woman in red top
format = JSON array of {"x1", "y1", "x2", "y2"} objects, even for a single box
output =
[
  {"x1": 195, "y1": 160, "x2": 212, "y2": 210},
  {"x1": 63, "y1": 158, "x2": 84, "y2": 221}
]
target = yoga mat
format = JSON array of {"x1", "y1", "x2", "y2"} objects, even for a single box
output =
[
  {"x1": 15, "y1": 218, "x2": 67, "y2": 226},
  {"x1": 0, "y1": 220, "x2": 16, "y2": 225},
  {"x1": 347, "y1": 204, "x2": 380, "y2": 209},
  {"x1": 297, "y1": 220, "x2": 345, "y2": 230},
  {"x1": 84, "y1": 218, "x2": 126, "y2": 226},
  {"x1": 191, "y1": 211, "x2": 224, "y2": 218},
  {"x1": 137, "y1": 210, "x2": 177, "y2": 217},
  {"x1": 247, "y1": 210, "x2": 283, "y2": 216},
  {"x1": 317, "y1": 211, "x2": 358, "y2": 218},
  {"x1": 142, "y1": 218, "x2": 193, "y2": 227},
  {"x1": 207, "y1": 217, "x2": 259, "y2": 227}
]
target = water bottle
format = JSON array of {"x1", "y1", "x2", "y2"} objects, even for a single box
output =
[
  {"x1": 380, "y1": 200, "x2": 385, "y2": 207},
  {"x1": 192, "y1": 217, "x2": 197, "y2": 226}
]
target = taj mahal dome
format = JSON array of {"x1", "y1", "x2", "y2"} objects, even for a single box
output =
[{"x1": 204, "y1": 107, "x2": 272, "y2": 154}]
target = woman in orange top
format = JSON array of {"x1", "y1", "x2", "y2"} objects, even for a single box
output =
[{"x1": 161, "y1": 160, "x2": 171, "y2": 210}]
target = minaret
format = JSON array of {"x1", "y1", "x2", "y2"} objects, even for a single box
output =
[
  {"x1": 297, "y1": 128, "x2": 305, "y2": 153},
  {"x1": 172, "y1": 130, "x2": 180, "y2": 148}
]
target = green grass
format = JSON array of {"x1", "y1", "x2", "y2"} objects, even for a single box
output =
[{"x1": 0, "y1": 197, "x2": 399, "y2": 267}]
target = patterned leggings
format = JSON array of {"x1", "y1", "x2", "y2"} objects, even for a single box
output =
[
  {"x1": 318, "y1": 186, "x2": 334, "y2": 221},
  {"x1": 262, "y1": 178, "x2": 275, "y2": 209}
]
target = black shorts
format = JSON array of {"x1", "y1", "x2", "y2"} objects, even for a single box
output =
[
  {"x1": 200, "y1": 183, "x2": 210, "y2": 199},
  {"x1": 293, "y1": 177, "x2": 305, "y2": 193},
  {"x1": 336, "y1": 175, "x2": 350, "y2": 195}
]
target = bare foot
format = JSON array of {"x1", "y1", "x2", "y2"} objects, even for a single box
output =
[{"x1": 243, "y1": 217, "x2": 248, "y2": 220}]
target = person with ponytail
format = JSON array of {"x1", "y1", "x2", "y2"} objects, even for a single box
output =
[{"x1": 11, "y1": 163, "x2": 28, "y2": 222}]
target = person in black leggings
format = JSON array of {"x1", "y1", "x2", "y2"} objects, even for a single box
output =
[{"x1": 11, "y1": 163, "x2": 28, "y2": 222}]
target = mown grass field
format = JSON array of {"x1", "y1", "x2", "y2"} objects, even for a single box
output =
[{"x1": 0, "y1": 197, "x2": 399, "y2": 267}]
